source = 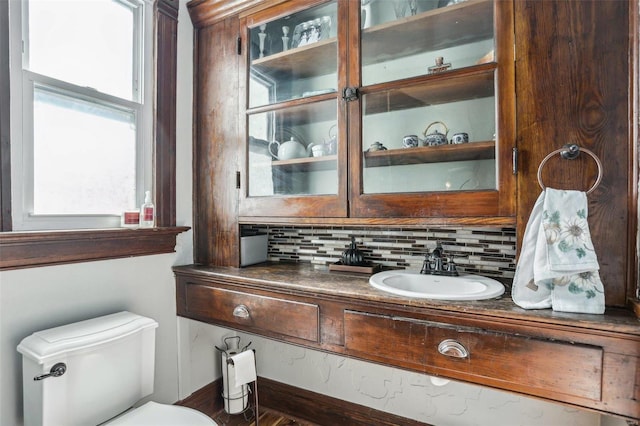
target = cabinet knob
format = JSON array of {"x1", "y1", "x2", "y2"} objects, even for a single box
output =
[
  {"x1": 232, "y1": 304, "x2": 250, "y2": 319},
  {"x1": 437, "y1": 339, "x2": 469, "y2": 359}
]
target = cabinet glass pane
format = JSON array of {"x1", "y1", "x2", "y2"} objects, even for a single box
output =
[
  {"x1": 361, "y1": 0, "x2": 495, "y2": 86},
  {"x1": 361, "y1": 76, "x2": 496, "y2": 194},
  {"x1": 247, "y1": 99, "x2": 338, "y2": 197},
  {"x1": 248, "y1": 2, "x2": 338, "y2": 108}
]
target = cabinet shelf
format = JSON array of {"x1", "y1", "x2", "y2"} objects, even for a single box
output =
[
  {"x1": 250, "y1": 0, "x2": 493, "y2": 79},
  {"x1": 363, "y1": 141, "x2": 495, "y2": 168},
  {"x1": 364, "y1": 66, "x2": 495, "y2": 115},
  {"x1": 271, "y1": 155, "x2": 337, "y2": 172},
  {"x1": 362, "y1": 0, "x2": 494, "y2": 65},
  {"x1": 251, "y1": 37, "x2": 337, "y2": 79}
]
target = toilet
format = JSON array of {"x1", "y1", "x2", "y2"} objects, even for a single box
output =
[{"x1": 17, "y1": 311, "x2": 217, "y2": 426}]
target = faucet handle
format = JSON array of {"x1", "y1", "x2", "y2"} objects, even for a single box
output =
[{"x1": 446, "y1": 255, "x2": 458, "y2": 275}]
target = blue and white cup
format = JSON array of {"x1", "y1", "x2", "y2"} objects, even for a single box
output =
[
  {"x1": 450, "y1": 132, "x2": 469, "y2": 144},
  {"x1": 402, "y1": 135, "x2": 421, "y2": 148}
]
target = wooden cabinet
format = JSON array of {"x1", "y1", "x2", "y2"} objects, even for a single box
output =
[
  {"x1": 344, "y1": 310, "x2": 603, "y2": 402},
  {"x1": 236, "y1": 0, "x2": 515, "y2": 221},
  {"x1": 188, "y1": 0, "x2": 637, "y2": 311},
  {"x1": 183, "y1": 283, "x2": 320, "y2": 342},
  {"x1": 174, "y1": 265, "x2": 640, "y2": 421}
]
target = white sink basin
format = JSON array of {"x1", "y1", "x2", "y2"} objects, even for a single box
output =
[{"x1": 369, "y1": 270, "x2": 505, "y2": 301}]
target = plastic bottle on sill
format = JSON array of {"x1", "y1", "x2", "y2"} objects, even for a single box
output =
[{"x1": 140, "y1": 190, "x2": 155, "y2": 228}]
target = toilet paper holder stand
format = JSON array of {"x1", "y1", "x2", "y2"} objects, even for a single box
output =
[{"x1": 215, "y1": 336, "x2": 259, "y2": 426}]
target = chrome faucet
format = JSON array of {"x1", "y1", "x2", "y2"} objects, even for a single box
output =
[{"x1": 420, "y1": 242, "x2": 459, "y2": 276}]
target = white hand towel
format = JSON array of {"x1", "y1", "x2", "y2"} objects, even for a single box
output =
[
  {"x1": 230, "y1": 350, "x2": 256, "y2": 386},
  {"x1": 512, "y1": 188, "x2": 605, "y2": 314}
]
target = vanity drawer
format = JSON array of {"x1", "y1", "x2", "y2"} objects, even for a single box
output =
[
  {"x1": 344, "y1": 310, "x2": 603, "y2": 402},
  {"x1": 185, "y1": 283, "x2": 319, "y2": 343}
]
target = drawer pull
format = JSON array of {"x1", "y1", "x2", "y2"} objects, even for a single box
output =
[
  {"x1": 233, "y1": 304, "x2": 250, "y2": 319},
  {"x1": 438, "y1": 339, "x2": 469, "y2": 359}
]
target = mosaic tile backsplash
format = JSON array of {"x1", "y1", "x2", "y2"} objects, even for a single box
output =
[{"x1": 242, "y1": 225, "x2": 517, "y2": 286}]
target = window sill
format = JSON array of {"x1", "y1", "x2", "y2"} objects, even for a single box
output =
[{"x1": 0, "y1": 226, "x2": 190, "y2": 270}]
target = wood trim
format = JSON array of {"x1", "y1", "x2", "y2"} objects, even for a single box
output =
[
  {"x1": 0, "y1": 226, "x2": 189, "y2": 270},
  {"x1": 156, "y1": 0, "x2": 179, "y2": 227},
  {"x1": 630, "y1": 0, "x2": 639, "y2": 305},
  {"x1": 238, "y1": 215, "x2": 517, "y2": 227},
  {"x1": 178, "y1": 377, "x2": 432, "y2": 426},
  {"x1": 193, "y1": 17, "x2": 241, "y2": 267},
  {"x1": 0, "y1": 0, "x2": 10, "y2": 232},
  {"x1": 187, "y1": 0, "x2": 286, "y2": 28},
  {"x1": 176, "y1": 380, "x2": 222, "y2": 417},
  {"x1": 259, "y1": 377, "x2": 431, "y2": 426}
]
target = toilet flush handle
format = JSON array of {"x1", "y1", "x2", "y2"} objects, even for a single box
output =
[{"x1": 34, "y1": 362, "x2": 67, "y2": 381}]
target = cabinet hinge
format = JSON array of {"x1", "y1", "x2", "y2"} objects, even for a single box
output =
[
  {"x1": 236, "y1": 171, "x2": 241, "y2": 189},
  {"x1": 342, "y1": 87, "x2": 359, "y2": 102},
  {"x1": 512, "y1": 147, "x2": 518, "y2": 175},
  {"x1": 237, "y1": 36, "x2": 242, "y2": 55}
]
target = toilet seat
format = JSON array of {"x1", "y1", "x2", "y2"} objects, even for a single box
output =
[{"x1": 106, "y1": 401, "x2": 217, "y2": 425}]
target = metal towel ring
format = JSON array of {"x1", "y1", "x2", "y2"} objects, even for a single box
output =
[{"x1": 537, "y1": 144, "x2": 603, "y2": 194}]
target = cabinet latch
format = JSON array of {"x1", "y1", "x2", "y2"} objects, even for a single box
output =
[{"x1": 342, "y1": 87, "x2": 359, "y2": 102}]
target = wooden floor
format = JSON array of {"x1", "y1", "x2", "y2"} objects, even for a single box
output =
[{"x1": 211, "y1": 407, "x2": 319, "y2": 426}]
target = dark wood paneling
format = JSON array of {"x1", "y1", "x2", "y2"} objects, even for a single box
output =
[
  {"x1": 0, "y1": 227, "x2": 189, "y2": 269},
  {"x1": 515, "y1": 0, "x2": 631, "y2": 306},
  {"x1": 188, "y1": 0, "x2": 287, "y2": 28},
  {"x1": 193, "y1": 18, "x2": 241, "y2": 266},
  {"x1": 156, "y1": 0, "x2": 179, "y2": 227},
  {"x1": 0, "y1": 0, "x2": 10, "y2": 232}
]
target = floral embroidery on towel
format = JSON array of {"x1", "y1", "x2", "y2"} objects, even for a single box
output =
[
  {"x1": 546, "y1": 271, "x2": 602, "y2": 299},
  {"x1": 541, "y1": 204, "x2": 601, "y2": 301},
  {"x1": 543, "y1": 207, "x2": 593, "y2": 259}
]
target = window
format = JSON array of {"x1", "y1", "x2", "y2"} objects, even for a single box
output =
[
  {"x1": 9, "y1": 0, "x2": 154, "y2": 230},
  {"x1": 1, "y1": 0, "x2": 184, "y2": 269}
]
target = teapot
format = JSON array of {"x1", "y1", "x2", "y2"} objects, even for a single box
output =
[
  {"x1": 365, "y1": 141, "x2": 387, "y2": 152},
  {"x1": 269, "y1": 137, "x2": 307, "y2": 160},
  {"x1": 423, "y1": 121, "x2": 449, "y2": 146}
]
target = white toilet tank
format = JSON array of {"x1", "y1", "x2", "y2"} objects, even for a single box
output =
[{"x1": 17, "y1": 311, "x2": 158, "y2": 426}]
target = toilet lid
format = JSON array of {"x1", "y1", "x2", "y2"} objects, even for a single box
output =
[{"x1": 106, "y1": 401, "x2": 217, "y2": 426}]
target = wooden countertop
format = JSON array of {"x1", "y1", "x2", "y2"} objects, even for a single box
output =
[{"x1": 173, "y1": 262, "x2": 640, "y2": 337}]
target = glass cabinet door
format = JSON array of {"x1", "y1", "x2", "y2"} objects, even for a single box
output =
[
  {"x1": 240, "y1": 1, "x2": 347, "y2": 217},
  {"x1": 351, "y1": 0, "x2": 515, "y2": 218}
]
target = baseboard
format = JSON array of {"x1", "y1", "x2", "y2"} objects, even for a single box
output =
[
  {"x1": 257, "y1": 376, "x2": 430, "y2": 426},
  {"x1": 630, "y1": 297, "x2": 640, "y2": 318},
  {"x1": 177, "y1": 376, "x2": 431, "y2": 426},
  {"x1": 176, "y1": 380, "x2": 222, "y2": 417}
]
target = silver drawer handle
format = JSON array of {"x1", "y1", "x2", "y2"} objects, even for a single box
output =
[
  {"x1": 438, "y1": 339, "x2": 469, "y2": 359},
  {"x1": 232, "y1": 304, "x2": 250, "y2": 319}
]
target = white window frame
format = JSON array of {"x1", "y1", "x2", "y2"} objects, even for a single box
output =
[{"x1": 9, "y1": 0, "x2": 155, "y2": 231}]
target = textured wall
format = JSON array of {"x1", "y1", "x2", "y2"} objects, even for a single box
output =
[{"x1": 185, "y1": 320, "x2": 617, "y2": 426}]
